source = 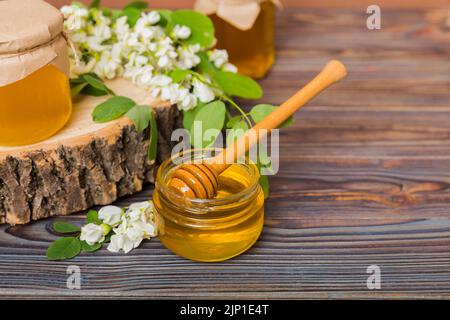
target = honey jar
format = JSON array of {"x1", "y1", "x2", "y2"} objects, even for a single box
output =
[
  {"x1": 195, "y1": 0, "x2": 280, "y2": 79},
  {"x1": 153, "y1": 149, "x2": 265, "y2": 262},
  {"x1": 0, "y1": 0, "x2": 72, "y2": 146}
]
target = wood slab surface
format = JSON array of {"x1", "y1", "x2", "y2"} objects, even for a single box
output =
[{"x1": 0, "y1": 7, "x2": 449, "y2": 299}]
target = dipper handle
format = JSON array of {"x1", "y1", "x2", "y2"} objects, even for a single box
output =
[{"x1": 211, "y1": 60, "x2": 347, "y2": 172}]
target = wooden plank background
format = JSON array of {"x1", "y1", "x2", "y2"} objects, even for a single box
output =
[{"x1": 1, "y1": 4, "x2": 450, "y2": 299}]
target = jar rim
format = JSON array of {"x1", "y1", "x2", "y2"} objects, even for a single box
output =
[{"x1": 155, "y1": 148, "x2": 261, "y2": 209}]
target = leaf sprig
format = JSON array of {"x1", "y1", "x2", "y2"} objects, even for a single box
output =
[{"x1": 46, "y1": 210, "x2": 103, "y2": 261}]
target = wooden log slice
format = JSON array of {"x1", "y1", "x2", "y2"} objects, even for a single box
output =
[{"x1": 0, "y1": 78, "x2": 181, "y2": 225}]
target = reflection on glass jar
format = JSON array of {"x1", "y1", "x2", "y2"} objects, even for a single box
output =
[
  {"x1": 211, "y1": 1, "x2": 276, "y2": 79},
  {"x1": 0, "y1": 65, "x2": 72, "y2": 146},
  {"x1": 153, "y1": 149, "x2": 265, "y2": 262}
]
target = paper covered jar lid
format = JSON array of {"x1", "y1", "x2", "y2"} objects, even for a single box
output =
[
  {"x1": 0, "y1": 0, "x2": 70, "y2": 87},
  {"x1": 195, "y1": 0, "x2": 281, "y2": 31}
]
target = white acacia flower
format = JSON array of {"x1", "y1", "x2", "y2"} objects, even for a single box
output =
[
  {"x1": 114, "y1": 16, "x2": 130, "y2": 38},
  {"x1": 61, "y1": 5, "x2": 88, "y2": 31},
  {"x1": 172, "y1": 25, "x2": 191, "y2": 39},
  {"x1": 176, "y1": 44, "x2": 201, "y2": 70},
  {"x1": 193, "y1": 78, "x2": 215, "y2": 103},
  {"x1": 80, "y1": 223, "x2": 105, "y2": 245},
  {"x1": 222, "y1": 62, "x2": 238, "y2": 73},
  {"x1": 208, "y1": 49, "x2": 229, "y2": 69},
  {"x1": 107, "y1": 201, "x2": 157, "y2": 254},
  {"x1": 178, "y1": 91, "x2": 198, "y2": 111},
  {"x1": 132, "y1": 65, "x2": 154, "y2": 87},
  {"x1": 70, "y1": 58, "x2": 96, "y2": 78},
  {"x1": 98, "y1": 205, "x2": 122, "y2": 226},
  {"x1": 135, "y1": 11, "x2": 161, "y2": 34},
  {"x1": 94, "y1": 44, "x2": 123, "y2": 79}
]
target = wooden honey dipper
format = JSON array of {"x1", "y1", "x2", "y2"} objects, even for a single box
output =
[{"x1": 168, "y1": 60, "x2": 347, "y2": 199}]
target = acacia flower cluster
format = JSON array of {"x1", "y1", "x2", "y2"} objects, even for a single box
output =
[
  {"x1": 61, "y1": 5, "x2": 238, "y2": 111},
  {"x1": 80, "y1": 201, "x2": 156, "y2": 254}
]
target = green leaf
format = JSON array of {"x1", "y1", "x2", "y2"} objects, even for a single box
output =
[
  {"x1": 124, "y1": 1, "x2": 148, "y2": 10},
  {"x1": 126, "y1": 105, "x2": 152, "y2": 132},
  {"x1": 86, "y1": 210, "x2": 101, "y2": 225},
  {"x1": 226, "y1": 115, "x2": 242, "y2": 129},
  {"x1": 212, "y1": 71, "x2": 263, "y2": 99},
  {"x1": 226, "y1": 120, "x2": 248, "y2": 146},
  {"x1": 123, "y1": 7, "x2": 141, "y2": 27},
  {"x1": 168, "y1": 69, "x2": 190, "y2": 83},
  {"x1": 82, "y1": 74, "x2": 115, "y2": 96},
  {"x1": 70, "y1": 82, "x2": 88, "y2": 98},
  {"x1": 46, "y1": 237, "x2": 81, "y2": 261},
  {"x1": 259, "y1": 174, "x2": 270, "y2": 199},
  {"x1": 157, "y1": 9, "x2": 172, "y2": 27},
  {"x1": 190, "y1": 101, "x2": 226, "y2": 148},
  {"x1": 92, "y1": 96, "x2": 136, "y2": 123},
  {"x1": 250, "y1": 104, "x2": 294, "y2": 128},
  {"x1": 182, "y1": 102, "x2": 205, "y2": 131},
  {"x1": 81, "y1": 241, "x2": 102, "y2": 252},
  {"x1": 169, "y1": 10, "x2": 215, "y2": 48},
  {"x1": 196, "y1": 52, "x2": 217, "y2": 75},
  {"x1": 90, "y1": 0, "x2": 101, "y2": 8},
  {"x1": 148, "y1": 111, "x2": 158, "y2": 164},
  {"x1": 53, "y1": 221, "x2": 81, "y2": 234}
]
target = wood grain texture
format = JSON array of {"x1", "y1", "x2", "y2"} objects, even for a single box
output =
[{"x1": 1, "y1": 7, "x2": 450, "y2": 299}]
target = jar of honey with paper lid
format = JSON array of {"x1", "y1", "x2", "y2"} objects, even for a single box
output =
[
  {"x1": 195, "y1": 0, "x2": 280, "y2": 79},
  {"x1": 0, "y1": 0, "x2": 72, "y2": 146}
]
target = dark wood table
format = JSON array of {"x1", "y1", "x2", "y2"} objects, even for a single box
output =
[{"x1": 1, "y1": 7, "x2": 450, "y2": 299}]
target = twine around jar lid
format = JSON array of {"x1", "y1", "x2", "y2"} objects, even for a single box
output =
[
  {"x1": 0, "y1": 0, "x2": 70, "y2": 87},
  {"x1": 195, "y1": 0, "x2": 282, "y2": 31}
]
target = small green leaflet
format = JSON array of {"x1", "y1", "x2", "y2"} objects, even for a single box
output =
[
  {"x1": 90, "y1": 0, "x2": 100, "y2": 8},
  {"x1": 92, "y1": 96, "x2": 136, "y2": 123},
  {"x1": 168, "y1": 69, "x2": 191, "y2": 83},
  {"x1": 123, "y1": 7, "x2": 142, "y2": 27},
  {"x1": 250, "y1": 104, "x2": 294, "y2": 128},
  {"x1": 83, "y1": 74, "x2": 115, "y2": 95},
  {"x1": 182, "y1": 102, "x2": 206, "y2": 131},
  {"x1": 126, "y1": 105, "x2": 152, "y2": 132},
  {"x1": 226, "y1": 115, "x2": 242, "y2": 129},
  {"x1": 189, "y1": 101, "x2": 226, "y2": 148},
  {"x1": 46, "y1": 237, "x2": 82, "y2": 261},
  {"x1": 196, "y1": 52, "x2": 217, "y2": 75},
  {"x1": 212, "y1": 71, "x2": 263, "y2": 100},
  {"x1": 123, "y1": 1, "x2": 148, "y2": 10},
  {"x1": 53, "y1": 221, "x2": 81, "y2": 234},
  {"x1": 157, "y1": 10, "x2": 172, "y2": 27},
  {"x1": 86, "y1": 210, "x2": 102, "y2": 225},
  {"x1": 259, "y1": 173, "x2": 270, "y2": 199},
  {"x1": 81, "y1": 241, "x2": 102, "y2": 252},
  {"x1": 70, "y1": 82, "x2": 88, "y2": 98},
  {"x1": 226, "y1": 120, "x2": 248, "y2": 146},
  {"x1": 169, "y1": 10, "x2": 215, "y2": 48},
  {"x1": 148, "y1": 110, "x2": 158, "y2": 164}
]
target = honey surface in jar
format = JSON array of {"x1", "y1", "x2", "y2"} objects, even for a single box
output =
[
  {"x1": 154, "y1": 163, "x2": 264, "y2": 262},
  {"x1": 211, "y1": 1, "x2": 275, "y2": 79},
  {"x1": 0, "y1": 65, "x2": 72, "y2": 146}
]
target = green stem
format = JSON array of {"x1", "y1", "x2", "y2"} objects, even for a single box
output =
[{"x1": 219, "y1": 94, "x2": 252, "y2": 127}]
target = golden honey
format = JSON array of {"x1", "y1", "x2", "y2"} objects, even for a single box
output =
[
  {"x1": 0, "y1": 65, "x2": 72, "y2": 146},
  {"x1": 153, "y1": 149, "x2": 264, "y2": 262},
  {"x1": 211, "y1": 1, "x2": 276, "y2": 79}
]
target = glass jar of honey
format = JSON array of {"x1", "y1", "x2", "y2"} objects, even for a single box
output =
[
  {"x1": 196, "y1": 0, "x2": 279, "y2": 79},
  {"x1": 153, "y1": 149, "x2": 265, "y2": 262},
  {"x1": 0, "y1": 0, "x2": 72, "y2": 146}
]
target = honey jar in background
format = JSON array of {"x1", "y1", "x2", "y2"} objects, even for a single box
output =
[
  {"x1": 195, "y1": 0, "x2": 280, "y2": 79},
  {"x1": 153, "y1": 149, "x2": 265, "y2": 262},
  {"x1": 0, "y1": 0, "x2": 72, "y2": 147}
]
